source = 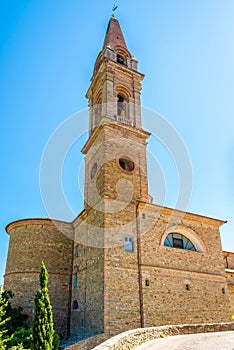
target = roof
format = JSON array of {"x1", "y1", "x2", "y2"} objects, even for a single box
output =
[{"x1": 102, "y1": 15, "x2": 128, "y2": 51}]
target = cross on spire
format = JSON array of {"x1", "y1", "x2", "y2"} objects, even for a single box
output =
[{"x1": 112, "y1": 4, "x2": 118, "y2": 15}]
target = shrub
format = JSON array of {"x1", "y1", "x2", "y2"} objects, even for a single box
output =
[{"x1": 0, "y1": 296, "x2": 13, "y2": 350}]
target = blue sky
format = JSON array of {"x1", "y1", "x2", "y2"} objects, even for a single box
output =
[{"x1": 1, "y1": 0, "x2": 234, "y2": 285}]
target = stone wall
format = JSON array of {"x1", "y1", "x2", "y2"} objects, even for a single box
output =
[
  {"x1": 142, "y1": 267, "x2": 230, "y2": 326},
  {"x1": 79, "y1": 117, "x2": 152, "y2": 338},
  {"x1": 99, "y1": 201, "x2": 232, "y2": 335},
  {"x1": 137, "y1": 204, "x2": 232, "y2": 326},
  {"x1": 82, "y1": 122, "x2": 151, "y2": 206},
  {"x1": 60, "y1": 333, "x2": 108, "y2": 350},
  {"x1": 71, "y1": 210, "x2": 105, "y2": 338},
  {"x1": 103, "y1": 200, "x2": 140, "y2": 335},
  {"x1": 223, "y1": 251, "x2": 234, "y2": 315},
  {"x1": 4, "y1": 219, "x2": 73, "y2": 336},
  {"x1": 61, "y1": 323, "x2": 234, "y2": 350}
]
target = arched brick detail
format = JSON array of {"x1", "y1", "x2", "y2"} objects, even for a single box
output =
[
  {"x1": 94, "y1": 89, "x2": 103, "y2": 105},
  {"x1": 115, "y1": 45, "x2": 131, "y2": 59},
  {"x1": 94, "y1": 52, "x2": 103, "y2": 74},
  {"x1": 115, "y1": 84, "x2": 132, "y2": 100},
  {"x1": 160, "y1": 225, "x2": 208, "y2": 254}
]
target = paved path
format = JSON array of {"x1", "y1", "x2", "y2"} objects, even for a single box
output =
[{"x1": 135, "y1": 331, "x2": 234, "y2": 350}]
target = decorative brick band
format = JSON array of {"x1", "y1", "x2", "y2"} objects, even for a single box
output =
[{"x1": 60, "y1": 323, "x2": 234, "y2": 350}]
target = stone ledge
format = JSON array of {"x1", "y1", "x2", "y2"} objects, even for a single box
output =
[
  {"x1": 60, "y1": 323, "x2": 234, "y2": 350},
  {"x1": 93, "y1": 323, "x2": 234, "y2": 350},
  {"x1": 60, "y1": 334, "x2": 109, "y2": 350}
]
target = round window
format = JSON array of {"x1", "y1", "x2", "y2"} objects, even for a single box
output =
[
  {"x1": 90, "y1": 162, "x2": 97, "y2": 180},
  {"x1": 118, "y1": 158, "x2": 135, "y2": 172}
]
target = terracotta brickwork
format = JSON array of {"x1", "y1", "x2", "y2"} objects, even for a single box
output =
[
  {"x1": 4, "y1": 219, "x2": 73, "y2": 336},
  {"x1": 82, "y1": 122, "x2": 151, "y2": 207},
  {"x1": 103, "y1": 203, "x2": 141, "y2": 335},
  {"x1": 100, "y1": 201, "x2": 232, "y2": 335},
  {"x1": 223, "y1": 251, "x2": 234, "y2": 315},
  {"x1": 86, "y1": 16, "x2": 143, "y2": 132},
  {"x1": 71, "y1": 210, "x2": 105, "y2": 338},
  {"x1": 3, "y1": 15, "x2": 234, "y2": 345}
]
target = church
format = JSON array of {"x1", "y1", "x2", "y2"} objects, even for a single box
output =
[{"x1": 4, "y1": 15, "x2": 234, "y2": 342}]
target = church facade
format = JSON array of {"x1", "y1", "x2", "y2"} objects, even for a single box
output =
[{"x1": 4, "y1": 16, "x2": 234, "y2": 340}]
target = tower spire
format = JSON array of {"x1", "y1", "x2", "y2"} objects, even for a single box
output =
[
  {"x1": 102, "y1": 15, "x2": 128, "y2": 51},
  {"x1": 86, "y1": 16, "x2": 143, "y2": 132}
]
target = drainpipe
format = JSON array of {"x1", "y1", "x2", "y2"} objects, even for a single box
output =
[
  {"x1": 67, "y1": 230, "x2": 75, "y2": 337},
  {"x1": 136, "y1": 201, "x2": 144, "y2": 328}
]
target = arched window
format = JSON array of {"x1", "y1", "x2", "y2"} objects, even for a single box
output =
[
  {"x1": 164, "y1": 233, "x2": 197, "y2": 251},
  {"x1": 117, "y1": 94, "x2": 126, "y2": 118},
  {"x1": 73, "y1": 300, "x2": 78, "y2": 310},
  {"x1": 117, "y1": 54, "x2": 125, "y2": 65}
]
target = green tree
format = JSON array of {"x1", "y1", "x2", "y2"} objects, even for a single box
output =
[
  {"x1": 0, "y1": 290, "x2": 30, "y2": 349},
  {"x1": 0, "y1": 295, "x2": 13, "y2": 349},
  {"x1": 7, "y1": 327, "x2": 32, "y2": 349},
  {"x1": 31, "y1": 262, "x2": 54, "y2": 350},
  {"x1": 9, "y1": 344, "x2": 27, "y2": 350},
  {"x1": 1, "y1": 290, "x2": 28, "y2": 334}
]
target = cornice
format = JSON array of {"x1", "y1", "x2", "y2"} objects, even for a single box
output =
[
  {"x1": 138, "y1": 201, "x2": 227, "y2": 227},
  {"x1": 81, "y1": 121, "x2": 151, "y2": 155},
  {"x1": 6, "y1": 218, "x2": 72, "y2": 235}
]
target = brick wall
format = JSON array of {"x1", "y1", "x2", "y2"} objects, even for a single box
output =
[
  {"x1": 223, "y1": 251, "x2": 234, "y2": 315},
  {"x1": 139, "y1": 204, "x2": 232, "y2": 326},
  {"x1": 71, "y1": 210, "x2": 105, "y2": 338},
  {"x1": 100, "y1": 201, "x2": 232, "y2": 335},
  {"x1": 61, "y1": 322, "x2": 234, "y2": 350},
  {"x1": 4, "y1": 219, "x2": 73, "y2": 336}
]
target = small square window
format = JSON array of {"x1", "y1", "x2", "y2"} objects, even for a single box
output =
[
  {"x1": 83, "y1": 248, "x2": 86, "y2": 256},
  {"x1": 145, "y1": 279, "x2": 149, "y2": 287},
  {"x1": 142, "y1": 213, "x2": 146, "y2": 219},
  {"x1": 222, "y1": 287, "x2": 226, "y2": 294},
  {"x1": 124, "y1": 237, "x2": 134, "y2": 252},
  {"x1": 186, "y1": 284, "x2": 190, "y2": 291}
]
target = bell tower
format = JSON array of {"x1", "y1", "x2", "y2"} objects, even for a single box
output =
[
  {"x1": 72, "y1": 15, "x2": 153, "y2": 337},
  {"x1": 86, "y1": 14, "x2": 144, "y2": 131},
  {"x1": 83, "y1": 15, "x2": 152, "y2": 210}
]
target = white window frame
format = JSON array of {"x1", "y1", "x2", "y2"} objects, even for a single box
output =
[{"x1": 124, "y1": 236, "x2": 134, "y2": 252}]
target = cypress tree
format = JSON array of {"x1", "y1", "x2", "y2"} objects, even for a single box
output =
[{"x1": 31, "y1": 262, "x2": 54, "y2": 350}]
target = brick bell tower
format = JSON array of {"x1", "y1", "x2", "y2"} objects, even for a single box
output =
[
  {"x1": 71, "y1": 15, "x2": 153, "y2": 337},
  {"x1": 83, "y1": 14, "x2": 152, "y2": 210}
]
